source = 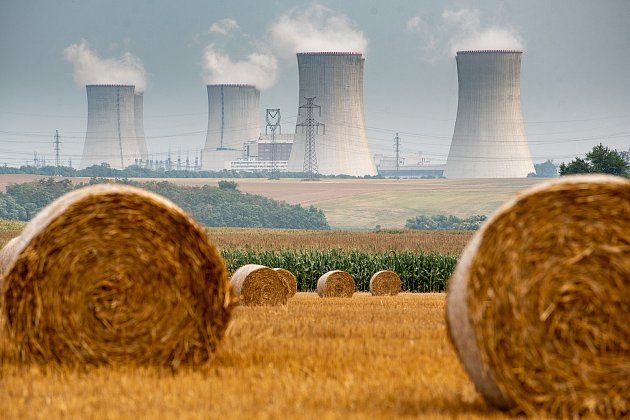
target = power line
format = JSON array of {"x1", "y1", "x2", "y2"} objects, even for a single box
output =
[
  {"x1": 266, "y1": 108, "x2": 281, "y2": 179},
  {"x1": 296, "y1": 97, "x2": 324, "y2": 180},
  {"x1": 394, "y1": 132, "x2": 401, "y2": 179},
  {"x1": 54, "y1": 130, "x2": 61, "y2": 175}
]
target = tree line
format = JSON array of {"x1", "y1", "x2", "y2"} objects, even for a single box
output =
[{"x1": 0, "y1": 178, "x2": 330, "y2": 230}]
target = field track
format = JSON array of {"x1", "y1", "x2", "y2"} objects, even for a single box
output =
[
  {"x1": 0, "y1": 293, "x2": 511, "y2": 419},
  {"x1": 0, "y1": 174, "x2": 544, "y2": 229}
]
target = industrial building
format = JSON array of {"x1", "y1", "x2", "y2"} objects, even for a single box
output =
[
  {"x1": 444, "y1": 50, "x2": 535, "y2": 178},
  {"x1": 202, "y1": 84, "x2": 261, "y2": 171},
  {"x1": 228, "y1": 134, "x2": 293, "y2": 172},
  {"x1": 287, "y1": 52, "x2": 377, "y2": 176},
  {"x1": 81, "y1": 84, "x2": 147, "y2": 169}
]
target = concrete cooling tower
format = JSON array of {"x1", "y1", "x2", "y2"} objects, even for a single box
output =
[
  {"x1": 133, "y1": 92, "x2": 148, "y2": 161},
  {"x1": 202, "y1": 84, "x2": 261, "y2": 171},
  {"x1": 287, "y1": 52, "x2": 377, "y2": 176},
  {"x1": 444, "y1": 50, "x2": 534, "y2": 178},
  {"x1": 81, "y1": 85, "x2": 142, "y2": 169}
]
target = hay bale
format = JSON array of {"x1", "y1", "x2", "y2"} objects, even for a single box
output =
[
  {"x1": 446, "y1": 175, "x2": 630, "y2": 418},
  {"x1": 273, "y1": 268, "x2": 297, "y2": 297},
  {"x1": 317, "y1": 270, "x2": 355, "y2": 298},
  {"x1": 0, "y1": 184, "x2": 234, "y2": 367},
  {"x1": 230, "y1": 264, "x2": 289, "y2": 306},
  {"x1": 369, "y1": 270, "x2": 401, "y2": 296}
]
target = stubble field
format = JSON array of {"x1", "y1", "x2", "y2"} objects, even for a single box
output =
[{"x1": 0, "y1": 293, "x2": 513, "y2": 419}]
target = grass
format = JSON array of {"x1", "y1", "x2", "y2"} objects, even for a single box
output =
[{"x1": 0, "y1": 293, "x2": 511, "y2": 419}]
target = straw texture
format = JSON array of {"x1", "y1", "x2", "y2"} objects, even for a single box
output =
[
  {"x1": 447, "y1": 175, "x2": 630, "y2": 418},
  {"x1": 273, "y1": 268, "x2": 298, "y2": 297},
  {"x1": 230, "y1": 264, "x2": 289, "y2": 306},
  {"x1": 369, "y1": 270, "x2": 401, "y2": 296},
  {"x1": 0, "y1": 184, "x2": 234, "y2": 368},
  {"x1": 317, "y1": 270, "x2": 355, "y2": 298}
]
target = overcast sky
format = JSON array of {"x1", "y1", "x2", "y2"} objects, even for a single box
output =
[{"x1": 1, "y1": 0, "x2": 628, "y2": 167}]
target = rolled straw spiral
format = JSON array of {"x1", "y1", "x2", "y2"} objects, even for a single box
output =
[
  {"x1": 230, "y1": 264, "x2": 289, "y2": 306},
  {"x1": 0, "y1": 184, "x2": 234, "y2": 368},
  {"x1": 317, "y1": 270, "x2": 355, "y2": 298},
  {"x1": 447, "y1": 175, "x2": 630, "y2": 418},
  {"x1": 369, "y1": 270, "x2": 401, "y2": 296}
]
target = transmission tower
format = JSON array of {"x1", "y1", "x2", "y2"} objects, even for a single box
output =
[
  {"x1": 265, "y1": 108, "x2": 281, "y2": 179},
  {"x1": 394, "y1": 132, "x2": 401, "y2": 179},
  {"x1": 54, "y1": 130, "x2": 61, "y2": 175},
  {"x1": 296, "y1": 97, "x2": 324, "y2": 180}
]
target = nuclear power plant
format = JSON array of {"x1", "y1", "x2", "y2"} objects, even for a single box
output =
[
  {"x1": 202, "y1": 84, "x2": 261, "y2": 171},
  {"x1": 444, "y1": 50, "x2": 534, "y2": 178},
  {"x1": 287, "y1": 52, "x2": 377, "y2": 176},
  {"x1": 81, "y1": 84, "x2": 147, "y2": 169}
]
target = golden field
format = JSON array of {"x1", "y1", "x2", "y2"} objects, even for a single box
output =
[
  {"x1": 0, "y1": 293, "x2": 513, "y2": 419},
  {"x1": 0, "y1": 224, "x2": 472, "y2": 256}
]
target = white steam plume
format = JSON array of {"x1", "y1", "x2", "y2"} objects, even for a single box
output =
[
  {"x1": 209, "y1": 18, "x2": 239, "y2": 36},
  {"x1": 268, "y1": 4, "x2": 368, "y2": 59},
  {"x1": 63, "y1": 40, "x2": 147, "y2": 92},
  {"x1": 407, "y1": 8, "x2": 524, "y2": 57},
  {"x1": 202, "y1": 44, "x2": 278, "y2": 90},
  {"x1": 442, "y1": 9, "x2": 524, "y2": 55}
]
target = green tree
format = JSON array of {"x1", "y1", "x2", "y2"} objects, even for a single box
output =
[
  {"x1": 559, "y1": 144, "x2": 629, "y2": 176},
  {"x1": 527, "y1": 160, "x2": 558, "y2": 177}
]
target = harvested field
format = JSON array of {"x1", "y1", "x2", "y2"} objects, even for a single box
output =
[
  {"x1": 0, "y1": 293, "x2": 509, "y2": 419},
  {"x1": 0, "y1": 222, "x2": 472, "y2": 255},
  {"x1": 207, "y1": 227, "x2": 472, "y2": 255},
  {"x1": 0, "y1": 175, "x2": 544, "y2": 229}
]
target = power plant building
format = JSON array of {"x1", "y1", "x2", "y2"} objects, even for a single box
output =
[
  {"x1": 287, "y1": 52, "x2": 377, "y2": 176},
  {"x1": 444, "y1": 50, "x2": 534, "y2": 178},
  {"x1": 202, "y1": 84, "x2": 261, "y2": 171},
  {"x1": 81, "y1": 84, "x2": 145, "y2": 169}
]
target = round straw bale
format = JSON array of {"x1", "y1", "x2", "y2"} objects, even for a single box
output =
[
  {"x1": 317, "y1": 270, "x2": 355, "y2": 298},
  {"x1": 0, "y1": 184, "x2": 234, "y2": 367},
  {"x1": 446, "y1": 175, "x2": 630, "y2": 418},
  {"x1": 273, "y1": 268, "x2": 297, "y2": 297},
  {"x1": 230, "y1": 264, "x2": 289, "y2": 306},
  {"x1": 369, "y1": 270, "x2": 401, "y2": 296}
]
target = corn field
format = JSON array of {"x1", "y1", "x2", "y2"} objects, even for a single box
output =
[{"x1": 221, "y1": 249, "x2": 457, "y2": 292}]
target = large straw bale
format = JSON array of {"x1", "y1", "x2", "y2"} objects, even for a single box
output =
[
  {"x1": 317, "y1": 270, "x2": 355, "y2": 298},
  {"x1": 369, "y1": 270, "x2": 401, "y2": 296},
  {"x1": 230, "y1": 264, "x2": 289, "y2": 306},
  {"x1": 446, "y1": 175, "x2": 630, "y2": 418},
  {"x1": 0, "y1": 184, "x2": 234, "y2": 367},
  {"x1": 273, "y1": 268, "x2": 297, "y2": 297}
]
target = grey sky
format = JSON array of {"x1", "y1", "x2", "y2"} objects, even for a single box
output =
[{"x1": 1, "y1": 0, "x2": 628, "y2": 167}]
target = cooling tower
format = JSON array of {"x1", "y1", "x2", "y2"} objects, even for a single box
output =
[
  {"x1": 81, "y1": 85, "x2": 141, "y2": 169},
  {"x1": 287, "y1": 52, "x2": 377, "y2": 176},
  {"x1": 134, "y1": 92, "x2": 148, "y2": 161},
  {"x1": 444, "y1": 50, "x2": 535, "y2": 178},
  {"x1": 202, "y1": 84, "x2": 261, "y2": 171}
]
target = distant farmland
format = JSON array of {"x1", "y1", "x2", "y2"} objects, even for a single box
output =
[{"x1": 0, "y1": 175, "x2": 544, "y2": 229}]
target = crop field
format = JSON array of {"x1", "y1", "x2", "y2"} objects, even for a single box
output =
[
  {"x1": 0, "y1": 174, "x2": 543, "y2": 229},
  {"x1": 0, "y1": 293, "x2": 514, "y2": 419}
]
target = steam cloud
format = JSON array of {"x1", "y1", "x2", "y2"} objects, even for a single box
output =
[
  {"x1": 209, "y1": 18, "x2": 239, "y2": 36},
  {"x1": 202, "y1": 44, "x2": 278, "y2": 90},
  {"x1": 268, "y1": 4, "x2": 368, "y2": 59},
  {"x1": 63, "y1": 40, "x2": 148, "y2": 92},
  {"x1": 407, "y1": 8, "x2": 524, "y2": 57}
]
